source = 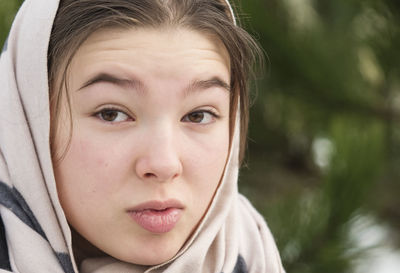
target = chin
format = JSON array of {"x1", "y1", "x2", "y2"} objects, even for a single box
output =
[
  {"x1": 118, "y1": 245, "x2": 180, "y2": 266},
  {"x1": 107, "y1": 233, "x2": 183, "y2": 266}
]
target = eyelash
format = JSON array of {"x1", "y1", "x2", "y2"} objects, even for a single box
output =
[
  {"x1": 93, "y1": 107, "x2": 133, "y2": 123},
  {"x1": 93, "y1": 107, "x2": 220, "y2": 124},
  {"x1": 181, "y1": 110, "x2": 220, "y2": 124}
]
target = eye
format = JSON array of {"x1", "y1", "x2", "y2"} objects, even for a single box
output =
[
  {"x1": 181, "y1": 110, "x2": 218, "y2": 124},
  {"x1": 95, "y1": 108, "x2": 132, "y2": 123}
]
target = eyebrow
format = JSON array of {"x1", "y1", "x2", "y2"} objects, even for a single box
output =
[
  {"x1": 78, "y1": 73, "x2": 145, "y2": 93},
  {"x1": 184, "y1": 77, "x2": 231, "y2": 97},
  {"x1": 78, "y1": 73, "x2": 231, "y2": 95}
]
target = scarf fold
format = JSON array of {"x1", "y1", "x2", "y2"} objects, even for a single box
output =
[{"x1": 0, "y1": 0, "x2": 285, "y2": 272}]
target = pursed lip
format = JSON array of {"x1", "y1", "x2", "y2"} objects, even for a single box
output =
[
  {"x1": 126, "y1": 199, "x2": 185, "y2": 212},
  {"x1": 127, "y1": 199, "x2": 184, "y2": 233}
]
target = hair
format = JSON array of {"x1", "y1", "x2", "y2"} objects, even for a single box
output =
[{"x1": 48, "y1": 0, "x2": 263, "y2": 164}]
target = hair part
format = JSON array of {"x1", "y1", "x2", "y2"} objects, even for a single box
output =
[{"x1": 48, "y1": 0, "x2": 264, "y2": 164}]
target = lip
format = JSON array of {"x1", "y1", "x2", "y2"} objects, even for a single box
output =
[{"x1": 127, "y1": 199, "x2": 184, "y2": 233}]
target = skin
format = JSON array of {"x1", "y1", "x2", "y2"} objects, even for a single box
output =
[{"x1": 52, "y1": 27, "x2": 231, "y2": 265}]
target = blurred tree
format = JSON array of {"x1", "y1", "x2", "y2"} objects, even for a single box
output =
[
  {"x1": 0, "y1": 0, "x2": 23, "y2": 45},
  {"x1": 236, "y1": 0, "x2": 400, "y2": 272}
]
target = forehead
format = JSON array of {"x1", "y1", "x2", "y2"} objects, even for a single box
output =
[
  {"x1": 67, "y1": 27, "x2": 231, "y2": 95},
  {"x1": 74, "y1": 26, "x2": 230, "y2": 70}
]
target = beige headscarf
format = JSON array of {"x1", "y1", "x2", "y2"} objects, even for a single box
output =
[{"x1": 0, "y1": 0, "x2": 285, "y2": 272}]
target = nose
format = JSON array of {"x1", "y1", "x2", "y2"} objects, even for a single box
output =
[{"x1": 135, "y1": 127, "x2": 183, "y2": 183}]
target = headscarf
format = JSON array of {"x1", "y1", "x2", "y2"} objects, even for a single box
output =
[{"x1": 0, "y1": 0, "x2": 285, "y2": 272}]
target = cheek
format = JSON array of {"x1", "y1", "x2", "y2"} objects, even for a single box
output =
[
  {"x1": 195, "y1": 123, "x2": 230, "y2": 165},
  {"x1": 183, "y1": 127, "x2": 230, "y2": 200},
  {"x1": 53, "y1": 134, "x2": 126, "y2": 209},
  {"x1": 190, "y1": 140, "x2": 228, "y2": 178}
]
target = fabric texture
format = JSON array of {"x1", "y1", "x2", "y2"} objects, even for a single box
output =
[{"x1": 0, "y1": 0, "x2": 285, "y2": 272}]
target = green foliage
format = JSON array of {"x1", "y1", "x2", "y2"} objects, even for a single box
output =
[
  {"x1": 241, "y1": 117, "x2": 385, "y2": 272},
  {"x1": 0, "y1": 0, "x2": 22, "y2": 47},
  {"x1": 238, "y1": 0, "x2": 400, "y2": 272}
]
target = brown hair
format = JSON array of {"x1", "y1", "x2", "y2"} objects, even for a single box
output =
[{"x1": 48, "y1": 0, "x2": 263, "y2": 164}]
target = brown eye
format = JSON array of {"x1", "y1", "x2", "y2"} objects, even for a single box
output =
[
  {"x1": 182, "y1": 110, "x2": 217, "y2": 124},
  {"x1": 96, "y1": 109, "x2": 130, "y2": 123},
  {"x1": 101, "y1": 110, "x2": 118, "y2": 121},
  {"x1": 187, "y1": 112, "x2": 204, "y2": 123}
]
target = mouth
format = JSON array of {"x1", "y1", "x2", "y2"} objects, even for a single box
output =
[{"x1": 127, "y1": 199, "x2": 184, "y2": 233}]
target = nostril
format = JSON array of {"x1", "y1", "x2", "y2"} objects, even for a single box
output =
[
  {"x1": 144, "y1": 173, "x2": 155, "y2": 178},
  {"x1": 136, "y1": 157, "x2": 183, "y2": 182}
]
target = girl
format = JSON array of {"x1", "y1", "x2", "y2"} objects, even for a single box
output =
[{"x1": 0, "y1": 0, "x2": 285, "y2": 272}]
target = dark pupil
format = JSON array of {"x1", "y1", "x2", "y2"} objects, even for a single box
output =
[
  {"x1": 188, "y1": 112, "x2": 204, "y2": 123},
  {"x1": 101, "y1": 110, "x2": 118, "y2": 121}
]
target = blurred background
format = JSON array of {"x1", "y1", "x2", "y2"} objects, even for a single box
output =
[{"x1": 1, "y1": 0, "x2": 399, "y2": 272}]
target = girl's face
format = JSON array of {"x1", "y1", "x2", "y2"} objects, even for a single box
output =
[{"x1": 53, "y1": 27, "x2": 230, "y2": 265}]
